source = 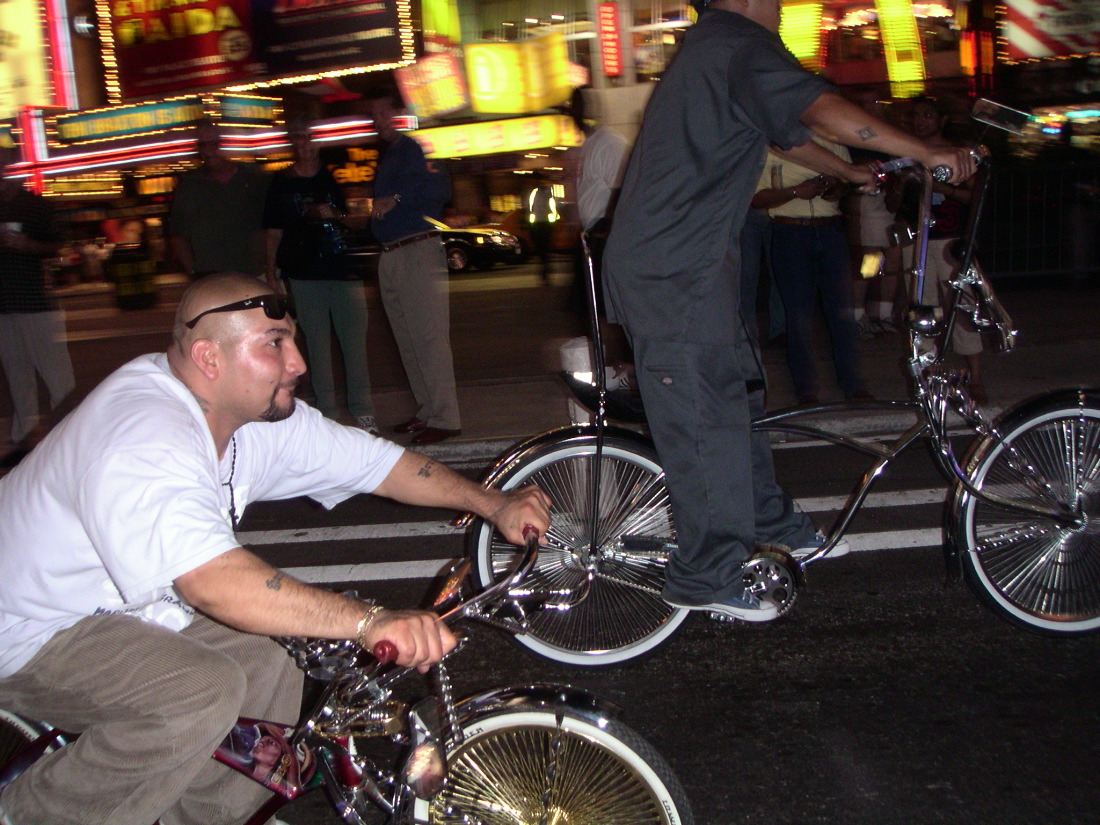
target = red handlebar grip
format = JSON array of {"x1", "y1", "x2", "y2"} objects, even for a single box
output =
[
  {"x1": 372, "y1": 640, "x2": 397, "y2": 664},
  {"x1": 522, "y1": 524, "x2": 539, "y2": 541}
]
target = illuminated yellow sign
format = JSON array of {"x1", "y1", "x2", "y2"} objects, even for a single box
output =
[
  {"x1": 465, "y1": 33, "x2": 572, "y2": 115},
  {"x1": 412, "y1": 115, "x2": 581, "y2": 159},
  {"x1": 0, "y1": 0, "x2": 52, "y2": 120},
  {"x1": 876, "y1": 0, "x2": 926, "y2": 97},
  {"x1": 396, "y1": 53, "x2": 469, "y2": 120},
  {"x1": 779, "y1": 2, "x2": 824, "y2": 71},
  {"x1": 421, "y1": 0, "x2": 461, "y2": 50}
]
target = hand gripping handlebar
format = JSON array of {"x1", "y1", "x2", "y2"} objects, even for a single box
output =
[{"x1": 370, "y1": 524, "x2": 542, "y2": 665}]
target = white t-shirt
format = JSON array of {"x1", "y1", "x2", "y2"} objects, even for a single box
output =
[
  {"x1": 0, "y1": 353, "x2": 404, "y2": 678},
  {"x1": 576, "y1": 127, "x2": 630, "y2": 232}
]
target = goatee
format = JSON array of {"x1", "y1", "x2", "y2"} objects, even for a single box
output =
[{"x1": 260, "y1": 381, "x2": 297, "y2": 423}]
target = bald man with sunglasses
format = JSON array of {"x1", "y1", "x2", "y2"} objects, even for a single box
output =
[{"x1": 0, "y1": 273, "x2": 550, "y2": 825}]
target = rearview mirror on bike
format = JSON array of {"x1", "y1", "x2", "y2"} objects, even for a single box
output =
[{"x1": 971, "y1": 98, "x2": 1032, "y2": 135}]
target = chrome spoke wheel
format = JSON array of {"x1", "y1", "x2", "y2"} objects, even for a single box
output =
[
  {"x1": 469, "y1": 437, "x2": 689, "y2": 666},
  {"x1": 960, "y1": 397, "x2": 1100, "y2": 633}
]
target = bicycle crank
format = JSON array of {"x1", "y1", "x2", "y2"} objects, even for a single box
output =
[{"x1": 741, "y1": 544, "x2": 803, "y2": 616}]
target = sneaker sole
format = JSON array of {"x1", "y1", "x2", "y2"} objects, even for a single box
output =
[
  {"x1": 792, "y1": 537, "x2": 852, "y2": 561},
  {"x1": 665, "y1": 598, "x2": 778, "y2": 622}
]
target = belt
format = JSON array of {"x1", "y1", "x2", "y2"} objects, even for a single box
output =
[
  {"x1": 771, "y1": 215, "x2": 841, "y2": 227},
  {"x1": 382, "y1": 230, "x2": 439, "y2": 252}
]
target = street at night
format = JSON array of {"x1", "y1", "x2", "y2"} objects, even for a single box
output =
[
  {"x1": 4, "y1": 1, "x2": 1100, "y2": 822},
  {"x1": 6, "y1": 265, "x2": 1097, "y2": 824}
]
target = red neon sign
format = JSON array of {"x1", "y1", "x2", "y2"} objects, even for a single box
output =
[{"x1": 597, "y1": 3, "x2": 622, "y2": 78}]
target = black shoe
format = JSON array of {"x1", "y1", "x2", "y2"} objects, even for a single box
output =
[
  {"x1": 393, "y1": 417, "x2": 428, "y2": 434},
  {"x1": 410, "y1": 427, "x2": 462, "y2": 445}
]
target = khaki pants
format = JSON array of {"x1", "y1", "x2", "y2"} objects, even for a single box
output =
[
  {"x1": 0, "y1": 613, "x2": 302, "y2": 825},
  {"x1": 378, "y1": 238, "x2": 461, "y2": 430}
]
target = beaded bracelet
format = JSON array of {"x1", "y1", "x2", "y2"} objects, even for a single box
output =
[{"x1": 354, "y1": 602, "x2": 385, "y2": 649}]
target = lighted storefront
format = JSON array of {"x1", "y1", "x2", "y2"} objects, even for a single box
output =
[{"x1": 8, "y1": 0, "x2": 1097, "y2": 258}]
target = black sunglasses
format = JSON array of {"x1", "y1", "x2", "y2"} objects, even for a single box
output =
[{"x1": 184, "y1": 295, "x2": 296, "y2": 329}]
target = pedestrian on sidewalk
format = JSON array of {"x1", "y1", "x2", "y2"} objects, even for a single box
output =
[
  {"x1": 843, "y1": 89, "x2": 904, "y2": 338},
  {"x1": 562, "y1": 86, "x2": 635, "y2": 423},
  {"x1": 0, "y1": 136, "x2": 76, "y2": 459},
  {"x1": 262, "y1": 117, "x2": 379, "y2": 433},
  {"x1": 752, "y1": 139, "x2": 872, "y2": 405},
  {"x1": 527, "y1": 171, "x2": 560, "y2": 283},
  {"x1": 364, "y1": 87, "x2": 461, "y2": 446},
  {"x1": 601, "y1": 0, "x2": 975, "y2": 621},
  {"x1": 168, "y1": 119, "x2": 270, "y2": 281}
]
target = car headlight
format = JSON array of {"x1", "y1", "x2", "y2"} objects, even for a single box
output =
[{"x1": 490, "y1": 233, "x2": 518, "y2": 247}]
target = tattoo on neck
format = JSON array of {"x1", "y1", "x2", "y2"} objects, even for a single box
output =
[
  {"x1": 857, "y1": 127, "x2": 877, "y2": 141},
  {"x1": 417, "y1": 458, "x2": 436, "y2": 478},
  {"x1": 265, "y1": 570, "x2": 286, "y2": 591},
  {"x1": 189, "y1": 388, "x2": 212, "y2": 414}
]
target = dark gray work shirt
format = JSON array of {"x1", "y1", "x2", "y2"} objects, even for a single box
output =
[{"x1": 603, "y1": 9, "x2": 831, "y2": 344}]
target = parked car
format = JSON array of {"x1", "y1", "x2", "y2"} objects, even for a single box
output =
[
  {"x1": 426, "y1": 217, "x2": 525, "y2": 273},
  {"x1": 342, "y1": 217, "x2": 524, "y2": 275}
]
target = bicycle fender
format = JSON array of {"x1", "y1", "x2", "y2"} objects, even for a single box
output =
[
  {"x1": 454, "y1": 426, "x2": 656, "y2": 529},
  {"x1": 944, "y1": 387, "x2": 1100, "y2": 577},
  {"x1": 452, "y1": 683, "x2": 622, "y2": 728}
]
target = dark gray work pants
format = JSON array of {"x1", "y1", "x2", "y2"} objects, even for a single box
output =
[{"x1": 631, "y1": 317, "x2": 813, "y2": 605}]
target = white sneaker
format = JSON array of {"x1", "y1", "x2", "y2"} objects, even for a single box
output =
[
  {"x1": 665, "y1": 589, "x2": 778, "y2": 622},
  {"x1": 355, "y1": 415, "x2": 380, "y2": 436},
  {"x1": 792, "y1": 531, "x2": 851, "y2": 560}
]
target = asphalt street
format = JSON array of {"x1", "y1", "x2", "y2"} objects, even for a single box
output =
[
  {"x1": 239, "y1": 432, "x2": 1100, "y2": 825},
  {"x1": 1, "y1": 265, "x2": 1098, "y2": 824}
]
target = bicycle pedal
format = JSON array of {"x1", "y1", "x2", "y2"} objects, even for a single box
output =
[{"x1": 705, "y1": 611, "x2": 744, "y2": 624}]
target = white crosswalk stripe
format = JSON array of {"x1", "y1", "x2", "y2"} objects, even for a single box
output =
[{"x1": 251, "y1": 488, "x2": 949, "y2": 583}]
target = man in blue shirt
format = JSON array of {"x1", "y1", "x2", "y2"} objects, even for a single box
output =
[{"x1": 365, "y1": 88, "x2": 461, "y2": 445}]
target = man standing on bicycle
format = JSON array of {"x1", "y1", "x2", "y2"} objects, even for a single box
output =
[
  {"x1": 0, "y1": 273, "x2": 551, "y2": 825},
  {"x1": 602, "y1": 0, "x2": 976, "y2": 621}
]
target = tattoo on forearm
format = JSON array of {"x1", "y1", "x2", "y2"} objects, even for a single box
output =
[
  {"x1": 857, "y1": 127, "x2": 877, "y2": 141},
  {"x1": 417, "y1": 458, "x2": 436, "y2": 478},
  {"x1": 265, "y1": 571, "x2": 286, "y2": 591}
]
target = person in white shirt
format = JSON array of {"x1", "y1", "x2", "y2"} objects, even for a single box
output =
[{"x1": 0, "y1": 272, "x2": 550, "y2": 825}]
